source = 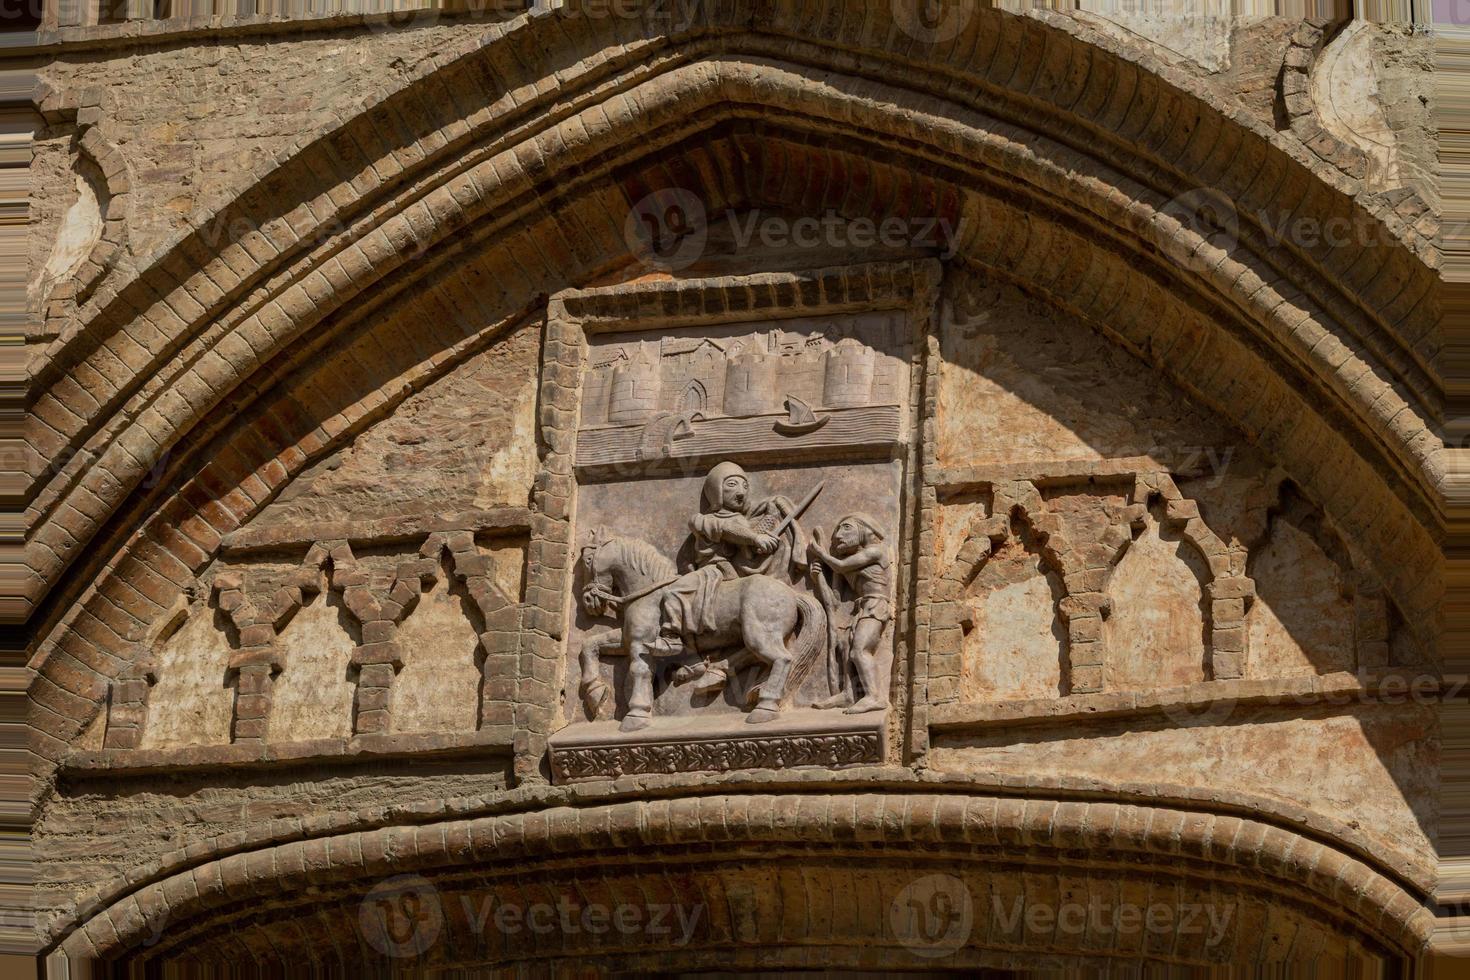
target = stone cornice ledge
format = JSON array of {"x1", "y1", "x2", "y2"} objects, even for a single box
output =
[
  {"x1": 218, "y1": 506, "x2": 533, "y2": 557},
  {"x1": 60, "y1": 729, "x2": 517, "y2": 776},
  {"x1": 928, "y1": 671, "x2": 1461, "y2": 734}
]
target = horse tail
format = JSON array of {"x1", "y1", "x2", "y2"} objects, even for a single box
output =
[{"x1": 780, "y1": 593, "x2": 829, "y2": 709}]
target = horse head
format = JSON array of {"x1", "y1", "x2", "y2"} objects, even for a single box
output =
[{"x1": 580, "y1": 526, "x2": 616, "y2": 617}]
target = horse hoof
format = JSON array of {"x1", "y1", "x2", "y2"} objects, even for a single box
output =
[
  {"x1": 745, "y1": 707, "x2": 779, "y2": 725},
  {"x1": 620, "y1": 714, "x2": 652, "y2": 733}
]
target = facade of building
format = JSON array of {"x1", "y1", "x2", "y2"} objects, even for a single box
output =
[{"x1": 11, "y1": 1, "x2": 1457, "y2": 974}]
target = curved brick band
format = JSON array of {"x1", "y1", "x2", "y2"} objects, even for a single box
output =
[
  {"x1": 28, "y1": 57, "x2": 1443, "y2": 791},
  {"x1": 23, "y1": 2, "x2": 1438, "y2": 639},
  {"x1": 35, "y1": 769, "x2": 1437, "y2": 957},
  {"x1": 47, "y1": 790, "x2": 1432, "y2": 970}
]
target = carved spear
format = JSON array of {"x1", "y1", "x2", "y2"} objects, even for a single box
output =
[{"x1": 808, "y1": 549, "x2": 844, "y2": 699}]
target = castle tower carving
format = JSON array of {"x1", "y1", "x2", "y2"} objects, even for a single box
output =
[
  {"x1": 822, "y1": 337, "x2": 876, "y2": 408},
  {"x1": 724, "y1": 345, "x2": 778, "y2": 417},
  {"x1": 607, "y1": 343, "x2": 662, "y2": 424}
]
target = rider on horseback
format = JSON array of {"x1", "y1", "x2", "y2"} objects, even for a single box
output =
[{"x1": 660, "y1": 462, "x2": 808, "y2": 686}]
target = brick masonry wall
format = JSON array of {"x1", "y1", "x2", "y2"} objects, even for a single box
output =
[{"x1": 18, "y1": 2, "x2": 1446, "y2": 969}]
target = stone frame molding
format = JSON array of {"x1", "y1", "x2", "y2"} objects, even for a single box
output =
[{"x1": 538, "y1": 260, "x2": 943, "y2": 774}]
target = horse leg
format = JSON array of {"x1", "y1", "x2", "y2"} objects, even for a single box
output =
[
  {"x1": 620, "y1": 638, "x2": 656, "y2": 732},
  {"x1": 579, "y1": 628, "x2": 623, "y2": 721},
  {"x1": 744, "y1": 634, "x2": 790, "y2": 724},
  {"x1": 617, "y1": 601, "x2": 665, "y2": 733},
  {"x1": 738, "y1": 586, "x2": 803, "y2": 724}
]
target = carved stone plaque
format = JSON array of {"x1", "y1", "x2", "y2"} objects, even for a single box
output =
[{"x1": 542, "y1": 264, "x2": 940, "y2": 781}]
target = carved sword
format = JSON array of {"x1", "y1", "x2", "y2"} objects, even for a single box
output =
[{"x1": 606, "y1": 478, "x2": 826, "y2": 609}]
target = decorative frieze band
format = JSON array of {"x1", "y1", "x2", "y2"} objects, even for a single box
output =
[{"x1": 105, "y1": 507, "x2": 532, "y2": 750}]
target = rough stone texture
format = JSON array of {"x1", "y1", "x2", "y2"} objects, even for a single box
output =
[
  {"x1": 931, "y1": 702, "x2": 1437, "y2": 875},
  {"x1": 1104, "y1": 518, "x2": 1210, "y2": 691},
  {"x1": 252, "y1": 324, "x2": 540, "y2": 528},
  {"x1": 18, "y1": 3, "x2": 1445, "y2": 973},
  {"x1": 389, "y1": 572, "x2": 484, "y2": 735},
  {"x1": 135, "y1": 604, "x2": 232, "y2": 750},
  {"x1": 266, "y1": 591, "x2": 355, "y2": 743},
  {"x1": 30, "y1": 23, "x2": 497, "y2": 276}
]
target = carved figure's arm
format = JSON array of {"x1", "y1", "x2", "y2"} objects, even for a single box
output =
[
  {"x1": 810, "y1": 543, "x2": 888, "y2": 575},
  {"x1": 693, "y1": 513, "x2": 765, "y2": 548}
]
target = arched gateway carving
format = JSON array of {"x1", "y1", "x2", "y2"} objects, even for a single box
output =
[{"x1": 24, "y1": 2, "x2": 1443, "y2": 973}]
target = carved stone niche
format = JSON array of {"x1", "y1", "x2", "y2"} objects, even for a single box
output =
[{"x1": 542, "y1": 262, "x2": 940, "y2": 782}]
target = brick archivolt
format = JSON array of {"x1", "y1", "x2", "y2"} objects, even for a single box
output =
[
  {"x1": 22, "y1": 0, "x2": 1444, "y2": 856},
  {"x1": 22, "y1": 3, "x2": 1441, "y2": 629},
  {"x1": 43, "y1": 785, "x2": 1431, "y2": 968}
]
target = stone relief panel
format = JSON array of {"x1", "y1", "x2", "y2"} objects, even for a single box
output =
[
  {"x1": 570, "y1": 461, "x2": 905, "y2": 723},
  {"x1": 575, "y1": 313, "x2": 909, "y2": 476},
  {"x1": 541, "y1": 265, "x2": 937, "y2": 782}
]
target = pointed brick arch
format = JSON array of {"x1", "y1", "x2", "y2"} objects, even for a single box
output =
[
  {"x1": 39, "y1": 785, "x2": 1433, "y2": 972},
  {"x1": 21, "y1": 3, "x2": 1440, "y2": 629},
  {"x1": 22, "y1": 10, "x2": 1446, "y2": 938}
]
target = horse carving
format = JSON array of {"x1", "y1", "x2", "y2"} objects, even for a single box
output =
[{"x1": 578, "y1": 528, "x2": 827, "y2": 732}]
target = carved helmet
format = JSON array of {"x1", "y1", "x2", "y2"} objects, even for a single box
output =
[{"x1": 702, "y1": 460, "x2": 751, "y2": 511}]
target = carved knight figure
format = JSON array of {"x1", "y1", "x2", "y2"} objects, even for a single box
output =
[
  {"x1": 578, "y1": 461, "x2": 826, "y2": 731},
  {"x1": 658, "y1": 461, "x2": 808, "y2": 651}
]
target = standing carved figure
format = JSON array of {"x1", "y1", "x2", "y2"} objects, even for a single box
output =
[
  {"x1": 809, "y1": 513, "x2": 892, "y2": 714},
  {"x1": 577, "y1": 462, "x2": 825, "y2": 732}
]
